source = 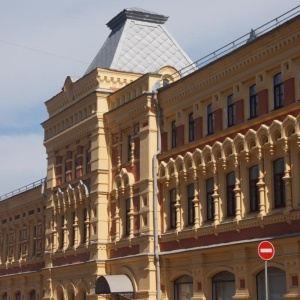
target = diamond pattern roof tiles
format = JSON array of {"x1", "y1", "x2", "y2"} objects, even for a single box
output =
[{"x1": 85, "y1": 8, "x2": 192, "y2": 75}]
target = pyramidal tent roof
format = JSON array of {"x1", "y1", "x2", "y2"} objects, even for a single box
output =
[{"x1": 84, "y1": 8, "x2": 193, "y2": 75}]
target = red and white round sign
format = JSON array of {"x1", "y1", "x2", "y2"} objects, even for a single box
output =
[{"x1": 258, "y1": 241, "x2": 275, "y2": 260}]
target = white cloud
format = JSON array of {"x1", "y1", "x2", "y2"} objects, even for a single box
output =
[
  {"x1": 0, "y1": 0, "x2": 299, "y2": 196},
  {"x1": 0, "y1": 134, "x2": 46, "y2": 196}
]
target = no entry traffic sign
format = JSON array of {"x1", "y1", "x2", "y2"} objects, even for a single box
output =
[{"x1": 258, "y1": 241, "x2": 275, "y2": 260}]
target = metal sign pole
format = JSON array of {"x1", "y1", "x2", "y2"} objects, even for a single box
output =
[{"x1": 265, "y1": 260, "x2": 268, "y2": 300}]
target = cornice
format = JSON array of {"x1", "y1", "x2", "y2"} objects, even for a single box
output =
[{"x1": 160, "y1": 30, "x2": 300, "y2": 109}]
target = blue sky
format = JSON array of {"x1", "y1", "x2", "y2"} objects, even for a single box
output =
[{"x1": 0, "y1": 0, "x2": 299, "y2": 195}]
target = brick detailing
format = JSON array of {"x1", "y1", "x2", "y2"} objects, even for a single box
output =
[
  {"x1": 194, "y1": 117, "x2": 203, "y2": 140},
  {"x1": 160, "y1": 219, "x2": 300, "y2": 252},
  {"x1": 110, "y1": 244, "x2": 139, "y2": 258},
  {"x1": 258, "y1": 89, "x2": 269, "y2": 116},
  {"x1": 53, "y1": 252, "x2": 90, "y2": 266},
  {"x1": 214, "y1": 108, "x2": 223, "y2": 133},
  {"x1": 235, "y1": 99, "x2": 244, "y2": 125},
  {"x1": 0, "y1": 262, "x2": 44, "y2": 276},
  {"x1": 112, "y1": 146, "x2": 118, "y2": 167},
  {"x1": 283, "y1": 78, "x2": 295, "y2": 106},
  {"x1": 292, "y1": 276, "x2": 298, "y2": 286},
  {"x1": 134, "y1": 137, "x2": 140, "y2": 159},
  {"x1": 161, "y1": 132, "x2": 168, "y2": 152},
  {"x1": 177, "y1": 125, "x2": 184, "y2": 147}
]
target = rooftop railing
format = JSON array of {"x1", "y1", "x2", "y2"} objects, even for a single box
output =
[
  {"x1": 169, "y1": 5, "x2": 300, "y2": 82},
  {"x1": 0, "y1": 178, "x2": 46, "y2": 201}
]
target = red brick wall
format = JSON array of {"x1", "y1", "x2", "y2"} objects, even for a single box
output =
[
  {"x1": 258, "y1": 89, "x2": 269, "y2": 116},
  {"x1": 284, "y1": 78, "x2": 295, "y2": 106},
  {"x1": 110, "y1": 244, "x2": 139, "y2": 258},
  {"x1": 214, "y1": 108, "x2": 223, "y2": 133},
  {"x1": 161, "y1": 132, "x2": 168, "y2": 152},
  {"x1": 235, "y1": 99, "x2": 244, "y2": 125},
  {"x1": 177, "y1": 125, "x2": 184, "y2": 147},
  {"x1": 195, "y1": 117, "x2": 203, "y2": 140},
  {"x1": 134, "y1": 137, "x2": 140, "y2": 159}
]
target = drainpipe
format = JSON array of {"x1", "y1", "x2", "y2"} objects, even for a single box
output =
[{"x1": 152, "y1": 91, "x2": 161, "y2": 300}]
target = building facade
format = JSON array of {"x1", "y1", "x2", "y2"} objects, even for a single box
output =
[{"x1": 1, "y1": 7, "x2": 300, "y2": 300}]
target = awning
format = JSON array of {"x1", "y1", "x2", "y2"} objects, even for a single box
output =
[{"x1": 95, "y1": 275, "x2": 134, "y2": 294}]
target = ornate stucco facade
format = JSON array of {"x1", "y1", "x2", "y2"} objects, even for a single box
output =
[{"x1": 1, "y1": 7, "x2": 300, "y2": 300}]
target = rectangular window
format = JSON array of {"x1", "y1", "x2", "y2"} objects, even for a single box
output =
[
  {"x1": 206, "y1": 177, "x2": 214, "y2": 221},
  {"x1": 85, "y1": 149, "x2": 90, "y2": 174},
  {"x1": 127, "y1": 135, "x2": 132, "y2": 162},
  {"x1": 125, "y1": 199, "x2": 130, "y2": 236},
  {"x1": 82, "y1": 208, "x2": 87, "y2": 244},
  {"x1": 187, "y1": 184, "x2": 195, "y2": 225},
  {"x1": 60, "y1": 215, "x2": 65, "y2": 248},
  {"x1": 226, "y1": 172, "x2": 236, "y2": 217},
  {"x1": 74, "y1": 154, "x2": 78, "y2": 179},
  {"x1": 249, "y1": 84, "x2": 258, "y2": 118},
  {"x1": 32, "y1": 225, "x2": 37, "y2": 255},
  {"x1": 227, "y1": 94, "x2": 235, "y2": 127},
  {"x1": 274, "y1": 72, "x2": 284, "y2": 109},
  {"x1": 188, "y1": 113, "x2": 195, "y2": 142},
  {"x1": 70, "y1": 212, "x2": 75, "y2": 246},
  {"x1": 207, "y1": 104, "x2": 214, "y2": 135},
  {"x1": 171, "y1": 121, "x2": 177, "y2": 149},
  {"x1": 249, "y1": 165, "x2": 260, "y2": 212},
  {"x1": 273, "y1": 158, "x2": 285, "y2": 208},
  {"x1": 170, "y1": 188, "x2": 177, "y2": 229}
]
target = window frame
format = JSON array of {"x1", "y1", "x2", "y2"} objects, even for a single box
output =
[
  {"x1": 171, "y1": 121, "x2": 177, "y2": 149},
  {"x1": 206, "y1": 177, "x2": 214, "y2": 221},
  {"x1": 249, "y1": 165, "x2": 260, "y2": 212},
  {"x1": 226, "y1": 172, "x2": 236, "y2": 217},
  {"x1": 125, "y1": 198, "x2": 130, "y2": 236},
  {"x1": 207, "y1": 103, "x2": 214, "y2": 135},
  {"x1": 273, "y1": 158, "x2": 285, "y2": 208},
  {"x1": 174, "y1": 275, "x2": 193, "y2": 300},
  {"x1": 187, "y1": 183, "x2": 195, "y2": 225},
  {"x1": 169, "y1": 188, "x2": 177, "y2": 229},
  {"x1": 249, "y1": 84, "x2": 258, "y2": 118},
  {"x1": 188, "y1": 112, "x2": 195, "y2": 142},
  {"x1": 227, "y1": 94, "x2": 235, "y2": 127},
  {"x1": 273, "y1": 72, "x2": 284, "y2": 109}
]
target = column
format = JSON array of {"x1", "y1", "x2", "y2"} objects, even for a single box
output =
[
  {"x1": 234, "y1": 155, "x2": 242, "y2": 221},
  {"x1": 257, "y1": 148, "x2": 266, "y2": 216}
]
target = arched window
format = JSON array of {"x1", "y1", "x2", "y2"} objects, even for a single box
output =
[
  {"x1": 169, "y1": 189, "x2": 177, "y2": 229},
  {"x1": 273, "y1": 158, "x2": 285, "y2": 208},
  {"x1": 212, "y1": 271, "x2": 235, "y2": 300},
  {"x1": 226, "y1": 172, "x2": 236, "y2": 217},
  {"x1": 30, "y1": 290, "x2": 36, "y2": 300},
  {"x1": 206, "y1": 177, "x2": 214, "y2": 221},
  {"x1": 257, "y1": 267, "x2": 286, "y2": 299},
  {"x1": 249, "y1": 165, "x2": 259, "y2": 212},
  {"x1": 15, "y1": 291, "x2": 21, "y2": 300},
  {"x1": 187, "y1": 184, "x2": 195, "y2": 225},
  {"x1": 2, "y1": 293, "x2": 7, "y2": 300},
  {"x1": 174, "y1": 275, "x2": 193, "y2": 300}
]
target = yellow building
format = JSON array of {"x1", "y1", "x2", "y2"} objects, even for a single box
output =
[{"x1": 1, "y1": 7, "x2": 300, "y2": 300}]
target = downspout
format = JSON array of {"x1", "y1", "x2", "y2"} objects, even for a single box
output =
[{"x1": 152, "y1": 91, "x2": 161, "y2": 300}]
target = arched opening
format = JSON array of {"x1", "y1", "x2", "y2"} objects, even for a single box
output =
[
  {"x1": 212, "y1": 271, "x2": 235, "y2": 300},
  {"x1": 2, "y1": 293, "x2": 7, "y2": 300},
  {"x1": 174, "y1": 275, "x2": 193, "y2": 300},
  {"x1": 15, "y1": 291, "x2": 21, "y2": 300},
  {"x1": 257, "y1": 267, "x2": 286, "y2": 299},
  {"x1": 29, "y1": 290, "x2": 36, "y2": 300}
]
